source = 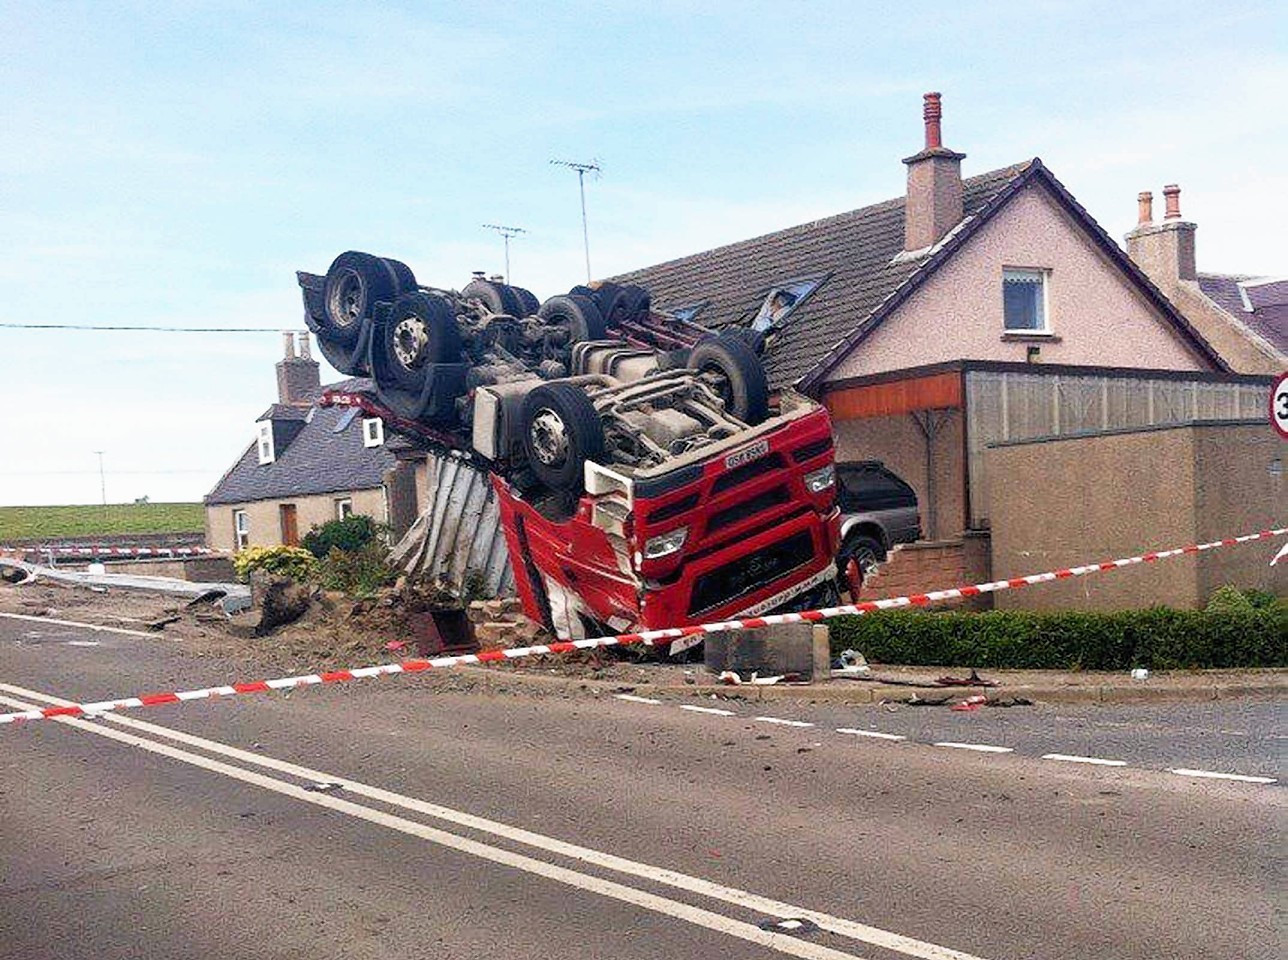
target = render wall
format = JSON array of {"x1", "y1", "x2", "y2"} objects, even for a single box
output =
[
  {"x1": 828, "y1": 184, "x2": 1213, "y2": 382},
  {"x1": 205, "y1": 487, "x2": 388, "y2": 553},
  {"x1": 832, "y1": 410, "x2": 966, "y2": 541},
  {"x1": 988, "y1": 422, "x2": 1286, "y2": 611}
]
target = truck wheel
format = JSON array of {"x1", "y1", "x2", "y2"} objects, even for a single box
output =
[
  {"x1": 839, "y1": 533, "x2": 883, "y2": 585},
  {"x1": 463, "y1": 278, "x2": 522, "y2": 317},
  {"x1": 538, "y1": 294, "x2": 607, "y2": 343},
  {"x1": 593, "y1": 281, "x2": 626, "y2": 327},
  {"x1": 378, "y1": 292, "x2": 461, "y2": 391},
  {"x1": 688, "y1": 335, "x2": 770, "y2": 425},
  {"x1": 380, "y1": 257, "x2": 418, "y2": 295},
  {"x1": 509, "y1": 285, "x2": 541, "y2": 317},
  {"x1": 520, "y1": 383, "x2": 605, "y2": 493},
  {"x1": 619, "y1": 284, "x2": 651, "y2": 323},
  {"x1": 323, "y1": 251, "x2": 397, "y2": 348}
]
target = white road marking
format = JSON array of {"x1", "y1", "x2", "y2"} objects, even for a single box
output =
[
  {"x1": 1169, "y1": 768, "x2": 1278, "y2": 784},
  {"x1": 0, "y1": 611, "x2": 156, "y2": 638},
  {"x1": 614, "y1": 694, "x2": 663, "y2": 705},
  {"x1": 836, "y1": 729, "x2": 906, "y2": 741},
  {"x1": 754, "y1": 716, "x2": 815, "y2": 728},
  {"x1": 66, "y1": 640, "x2": 101, "y2": 647},
  {"x1": 0, "y1": 681, "x2": 989, "y2": 960},
  {"x1": 933, "y1": 742, "x2": 1013, "y2": 754},
  {"x1": 1041, "y1": 754, "x2": 1127, "y2": 767},
  {"x1": 680, "y1": 704, "x2": 737, "y2": 716}
]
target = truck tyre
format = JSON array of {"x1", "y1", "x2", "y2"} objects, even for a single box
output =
[
  {"x1": 688, "y1": 335, "x2": 770, "y2": 425},
  {"x1": 593, "y1": 281, "x2": 626, "y2": 327},
  {"x1": 380, "y1": 257, "x2": 418, "y2": 296},
  {"x1": 463, "y1": 278, "x2": 522, "y2": 317},
  {"x1": 520, "y1": 382, "x2": 605, "y2": 493},
  {"x1": 378, "y1": 292, "x2": 461, "y2": 391},
  {"x1": 568, "y1": 284, "x2": 595, "y2": 299},
  {"x1": 619, "y1": 284, "x2": 651, "y2": 323},
  {"x1": 538, "y1": 294, "x2": 607, "y2": 343},
  {"x1": 509, "y1": 285, "x2": 541, "y2": 317},
  {"x1": 323, "y1": 251, "x2": 397, "y2": 348},
  {"x1": 720, "y1": 326, "x2": 767, "y2": 354}
]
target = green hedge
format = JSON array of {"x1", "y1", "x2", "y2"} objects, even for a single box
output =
[{"x1": 828, "y1": 605, "x2": 1288, "y2": 670}]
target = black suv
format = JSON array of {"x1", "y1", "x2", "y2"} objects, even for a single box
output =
[{"x1": 835, "y1": 461, "x2": 921, "y2": 582}]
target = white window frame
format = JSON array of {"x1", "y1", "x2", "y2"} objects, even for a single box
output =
[
  {"x1": 256, "y1": 421, "x2": 275, "y2": 464},
  {"x1": 1002, "y1": 267, "x2": 1052, "y2": 333},
  {"x1": 362, "y1": 417, "x2": 385, "y2": 448},
  {"x1": 335, "y1": 497, "x2": 354, "y2": 520},
  {"x1": 233, "y1": 509, "x2": 250, "y2": 550}
]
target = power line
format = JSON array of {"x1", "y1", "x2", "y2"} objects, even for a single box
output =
[{"x1": 0, "y1": 323, "x2": 288, "y2": 332}]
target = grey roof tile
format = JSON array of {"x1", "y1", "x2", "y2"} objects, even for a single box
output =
[
  {"x1": 1198, "y1": 273, "x2": 1288, "y2": 354},
  {"x1": 206, "y1": 379, "x2": 395, "y2": 506}
]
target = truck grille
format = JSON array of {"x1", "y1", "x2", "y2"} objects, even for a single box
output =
[
  {"x1": 706, "y1": 485, "x2": 789, "y2": 533},
  {"x1": 711, "y1": 453, "x2": 786, "y2": 495},
  {"x1": 687, "y1": 530, "x2": 815, "y2": 615}
]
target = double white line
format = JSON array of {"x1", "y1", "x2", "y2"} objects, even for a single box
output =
[{"x1": 0, "y1": 680, "x2": 987, "y2": 960}]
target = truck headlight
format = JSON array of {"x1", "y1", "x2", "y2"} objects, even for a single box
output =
[
  {"x1": 804, "y1": 464, "x2": 835, "y2": 493},
  {"x1": 643, "y1": 527, "x2": 688, "y2": 559}
]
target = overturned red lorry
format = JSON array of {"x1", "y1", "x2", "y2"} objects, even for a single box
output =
[{"x1": 299, "y1": 251, "x2": 840, "y2": 645}]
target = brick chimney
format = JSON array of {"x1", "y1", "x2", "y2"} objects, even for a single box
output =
[
  {"x1": 276, "y1": 331, "x2": 320, "y2": 405},
  {"x1": 903, "y1": 92, "x2": 966, "y2": 252},
  {"x1": 1125, "y1": 183, "x2": 1196, "y2": 286}
]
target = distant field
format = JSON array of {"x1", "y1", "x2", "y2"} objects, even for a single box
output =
[{"x1": 0, "y1": 503, "x2": 205, "y2": 541}]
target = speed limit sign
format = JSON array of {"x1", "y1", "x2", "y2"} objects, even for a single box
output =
[{"x1": 1273, "y1": 372, "x2": 1288, "y2": 439}]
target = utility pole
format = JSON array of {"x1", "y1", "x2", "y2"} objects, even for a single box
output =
[
  {"x1": 481, "y1": 223, "x2": 527, "y2": 283},
  {"x1": 93, "y1": 450, "x2": 106, "y2": 518},
  {"x1": 551, "y1": 158, "x2": 601, "y2": 282}
]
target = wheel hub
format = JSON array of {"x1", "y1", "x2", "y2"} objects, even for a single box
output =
[
  {"x1": 331, "y1": 270, "x2": 364, "y2": 327},
  {"x1": 529, "y1": 409, "x2": 569, "y2": 467},
  {"x1": 392, "y1": 316, "x2": 428, "y2": 368}
]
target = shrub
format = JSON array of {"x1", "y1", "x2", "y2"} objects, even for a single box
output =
[
  {"x1": 1205, "y1": 585, "x2": 1257, "y2": 615},
  {"x1": 302, "y1": 514, "x2": 382, "y2": 559},
  {"x1": 232, "y1": 545, "x2": 318, "y2": 583},
  {"x1": 316, "y1": 543, "x2": 397, "y2": 597},
  {"x1": 829, "y1": 603, "x2": 1288, "y2": 670}
]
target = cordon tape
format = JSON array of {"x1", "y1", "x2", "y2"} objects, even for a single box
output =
[
  {"x1": 0, "y1": 546, "x2": 213, "y2": 559},
  {"x1": 1, "y1": 525, "x2": 1283, "y2": 726}
]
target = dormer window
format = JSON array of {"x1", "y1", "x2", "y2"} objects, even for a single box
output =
[
  {"x1": 256, "y1": 422, "x2": 275, "y2": 465},
  {"x1": 362, "y1": 417, "x2": 385, "y2": 448},
  {"x1": 750, "y1": 276, "x2": 824, "y2": 332}
]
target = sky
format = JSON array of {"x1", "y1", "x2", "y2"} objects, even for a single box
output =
[{"x1": 1, "y1": 0, "x2": 1284, "y2": 506}]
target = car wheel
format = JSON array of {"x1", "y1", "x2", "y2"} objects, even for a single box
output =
[
  {"x1": 839, "y1": 533, "x2": 884, "y2": 585},
  {"x1": 463, "y1": 278, "x2": 522, "y2": 317},
  {"x1": 322, "y1": 251, "x2": 397, "y2": 348},
  {"x1": 687, "y1": 334, "x2": 770, "y2": 424},
  {"x1": 537, "y1": 293, "x2": 607, "y2": 343},
  {"x1": 520, "y1": 382, "x2": 605, "y2": 493},
  {"x1": 377, "y1": 292, "x2": 461, "y2": 391}
]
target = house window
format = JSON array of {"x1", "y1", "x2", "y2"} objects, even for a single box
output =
[
  {"x1": 362, "y1": 417, "x2": 384, "y2": 448},
  {"x1": 1003, "y1": 268, "x2": 1049, "y2": 332},
  {"x1": 335, "y1": 498, "x2": 354, "y2": 520},
  {"x1": 233, "y1": 510, "x2": 250, "y2": 550},
  {"x1": 256, "y1": 421, "x2": 275, "y2": 464},
  {"x1": 749, "y1": 276, "x2": 824, "y2": 332}
]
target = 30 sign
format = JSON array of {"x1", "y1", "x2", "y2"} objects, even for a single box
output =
[{"x1": 1273, "y1": 372, "x2": 1288, "y2": 440}]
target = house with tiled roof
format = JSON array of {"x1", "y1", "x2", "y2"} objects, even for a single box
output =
[
  {"x1": 204, "y1": 333, "x2": 396, "y2": 552},
  {"x1": 1123, "y1": 185, "x2": 1285, "y2": 374},
  {"x1": 615, "y1": 93, "x2": 1279, "y2": 608}
]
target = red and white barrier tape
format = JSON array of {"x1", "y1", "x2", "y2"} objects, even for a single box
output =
[
  {"x1": 2, "y1": 526, "x2": 1282, "y2": 726},
  {"x1": 0, "y1": 545, "x2": 213, "y2": 558}
]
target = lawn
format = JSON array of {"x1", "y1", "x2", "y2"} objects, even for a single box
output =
[{"x1": 0, "y1": 503, "x2": 205, "y2": 541}]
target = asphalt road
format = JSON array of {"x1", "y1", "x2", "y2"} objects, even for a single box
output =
[{"x1": 0, "y1": 615, "x2": 1283, "y2": 960}]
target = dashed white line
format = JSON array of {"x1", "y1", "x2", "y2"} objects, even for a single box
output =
[
  {"x1": 614, "y1": 694, "x2": 663, "y2": 705},
  {"x1": 1041, "y1": 754, "x2": 1127, "y2": 767},
  {"x1": 754, "y1": 716, "x2": 815, "y2": 728},
  {"x1": 933, "y1": 742, "x2": 1013, "y2": 754},
  {"x1": 680, "y1": 704, "x2": 737, "y2": 717},
  {"x1": 1169, "y1": 768, "x2": 1278, "y2": 784},
  {"x1": 836, "y1": 729, "x2": 906, "y2": 741}
]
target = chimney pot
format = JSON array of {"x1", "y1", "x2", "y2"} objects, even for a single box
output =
[
  {"x1": 1163, "y1": 183, "x2": 1182, "y2": 219},
  {"x1": 923, "y1": 91, "x2": 943, "y2": 150},
  {"x1": 297, "y1": 330, "x2": 312, "y2": 361},
  {"x1": 282, "y1": 331, "x2": 296, "y2": 359},
  {"x1": 1137, "y1": 191, "x2": 1153, "y2": 225}
]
